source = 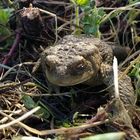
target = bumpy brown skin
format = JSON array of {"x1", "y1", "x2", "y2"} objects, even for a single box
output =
[{"x1": 41, "y1": 35, "x2": 136, "y2": 105}]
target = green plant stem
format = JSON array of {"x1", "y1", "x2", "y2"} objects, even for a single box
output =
[
  {"x1": 75, "y1": 5, "x2": 81, "y2": 35},
  {"x1": 76, "y1": 5, "x2": 79, "y2": 27}
]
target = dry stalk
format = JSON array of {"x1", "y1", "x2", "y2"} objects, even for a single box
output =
[
  {"x1": 0, "y1": 106, "x2": 40, "y2": 129},
  {"x1": 101, "y1": 2, "x2": 140, "y2": 23},
  {"x1": 0, "y1": 109, "x2": 108, "y2": 136},
  {"x1": 113, "y1": 57, "x2": 119, "y2": 99}
]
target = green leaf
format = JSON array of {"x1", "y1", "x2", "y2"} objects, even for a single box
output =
[
  {"x1": 75, "y1": 0, "x2": 90, "y2": 6},
  {"x1": 22, "y1": 95, "x2": 36, "y2": 109},
  {"x1": 129, "y1": 63, "x2": 140, "y2": 78},
  {"x1": 0, "y1": 8, "x2": 14, "y2": 25},
  {"x1": 12, "y1": 136, "x2": 45, "y2": 140},
  {"x1": 0, "y1": 8, "x2": 14, "y2": 48},
  {"x1": 81, "y1": 7, "x2": 105, "y2": 36},
  {"x1": 37, "y1": 101, "x2": 52, "y2": 119},
  {"x1": 21, "y1": 95, "x2": 51, "y2": 120},
  {"x1": 129, "y1": 0, "x2": 140, "y2": 4},
  {"x1": 80, "y1": 132, "x2": 126, "y2": 140}
]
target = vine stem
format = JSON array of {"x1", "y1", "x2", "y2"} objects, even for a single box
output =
[{"x1": 0, "y1": 29, "x2": 21, "y2": 74}]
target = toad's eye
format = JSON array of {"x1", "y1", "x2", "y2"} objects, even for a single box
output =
[
  {"x1": 76, "y1": 63, "x2": 86, "y2": 71},
  {"x1": 44, "y1": 55, "x2": 57, "y2": 71},
  {"x1": 69, "y1": 61, "x2": 87, "y2": 75}
]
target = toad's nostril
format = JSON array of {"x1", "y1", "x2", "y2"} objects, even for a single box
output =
[{"x1": 55, "y1": 66, "x2": 67, "y2": 77}]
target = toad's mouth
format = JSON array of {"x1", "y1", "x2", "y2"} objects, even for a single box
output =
[{"x1": 45, "y1": 70, "x2": 94, "y2": 86}]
